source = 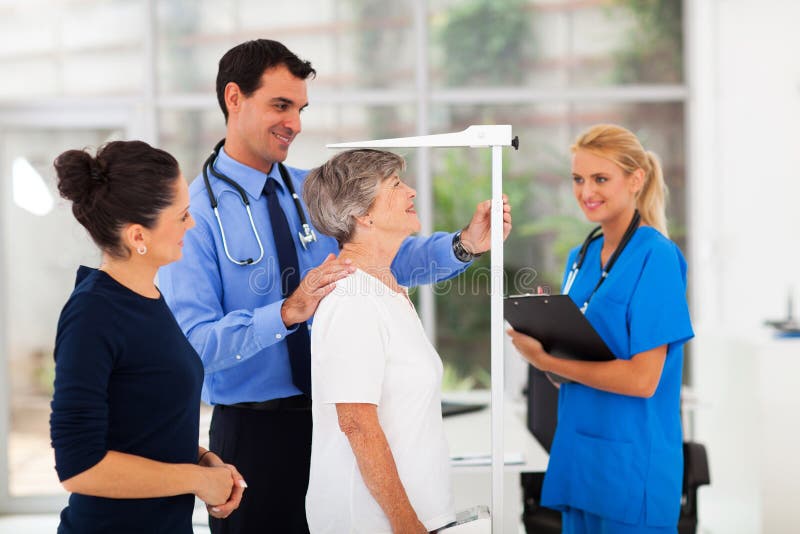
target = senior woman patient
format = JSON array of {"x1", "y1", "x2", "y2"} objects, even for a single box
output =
[{"x1": 303, "y1": 149, "x2": 511, "y2": 533}]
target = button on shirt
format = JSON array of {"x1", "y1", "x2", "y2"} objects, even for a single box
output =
[{"x1": 158, "y1": 147, "x2": 469, "y2": 406}]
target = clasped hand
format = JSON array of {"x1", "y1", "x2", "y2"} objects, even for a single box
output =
[{"x1": 197, "y1": 452, "x2": 247, "y2": 519}]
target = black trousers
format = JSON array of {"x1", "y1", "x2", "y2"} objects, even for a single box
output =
[{"x1": 208, "y1": 403, "x2": 312, "y2": 534}]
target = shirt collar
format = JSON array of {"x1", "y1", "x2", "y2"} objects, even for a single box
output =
[{"x1": 213, "y1": 146, "x2": 286, "y2": 200}]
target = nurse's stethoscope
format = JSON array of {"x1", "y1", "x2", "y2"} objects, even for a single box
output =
[
  {"x1": 202, "y1": 139, "x2": 317, "y2": 266},
  {"x1": 562, "y1": 209, "x2": 641, "y2": 313}
]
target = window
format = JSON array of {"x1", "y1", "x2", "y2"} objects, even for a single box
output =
[
  {"x1": 0, "y1": 0, "x2": 686, "y2": 507},
  {"x1": 2, "y1": 127, "x2": 123, "y2": 503},
  {"x1": 153, "y1": 0, "x2": 686, "y2": 390}
]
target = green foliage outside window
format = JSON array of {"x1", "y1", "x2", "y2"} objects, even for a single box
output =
[
  {"x1": 346, "y1": 0, "x2": 685, "y2": 389},
  {"x1": 611, "y1": 0, "x2": 683, "y2": 84},
  {"x1": 429, "y1": 148, "x2": 591, "y2": 389},
  {"x1": 436, "y1": 0, "x2": 530, "y2": 87},
  {"x1": 611, "y1": 0, "x2": 686, "y2": 244},
  {"x1": 431, "y1": 0, "x2": 537, "y2": 388}
]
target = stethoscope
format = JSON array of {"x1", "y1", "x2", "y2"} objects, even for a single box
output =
[
  {"x1": 562, "y1": 209, "x2": 641, "y2": 313},
  {"x1": 202, "y1": 139, "x2": 317, "y2": 266}
]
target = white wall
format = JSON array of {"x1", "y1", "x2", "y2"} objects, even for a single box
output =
[
  {"x1": 688, "y1": 1, "x2": 800, "y2": 532},
  {"x1": 691, "y1": 0, "x2": 800, "y2": 330}
]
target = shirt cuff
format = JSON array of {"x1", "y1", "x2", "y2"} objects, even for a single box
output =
[{"x1": 252, "y1": 299, "x2": 298, "y2": 349}]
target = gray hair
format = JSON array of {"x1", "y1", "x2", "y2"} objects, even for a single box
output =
[{"x1": 303, "y1": 149, "x2": 406, "y2": 246}]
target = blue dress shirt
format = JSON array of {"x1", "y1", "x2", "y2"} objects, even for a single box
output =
[
  {"x1": 159, "y1": 147, "x2": 469, "y2": 406},
  {"x1": 541, "y1": 227, "x2": 694, "y2": 529}
]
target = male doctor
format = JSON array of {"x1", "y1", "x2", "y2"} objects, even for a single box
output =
[{"x1": 159, "y1": 38, "x2": 511, "y2": 534}]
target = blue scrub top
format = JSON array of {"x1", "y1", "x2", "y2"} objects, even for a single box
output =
[{"x1": 540, "y1": 226, "x2": 694, "y2": 527}]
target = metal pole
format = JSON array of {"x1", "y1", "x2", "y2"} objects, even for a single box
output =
[
  {"x1": 326, "y1": 125, "x2": 514, "y2": 529},
  {"x1": 490, "y1": 145, "x2": 504, "y2": 532},
  {"x1": 414, "y1": 0, "x2": 435, "y2": 339}
]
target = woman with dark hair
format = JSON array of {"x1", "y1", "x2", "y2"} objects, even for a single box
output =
[{"x1": 49, "y1": 140, "x2": 245, "y2": 534}]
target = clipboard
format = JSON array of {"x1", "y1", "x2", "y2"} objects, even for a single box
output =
[
  {"x1": 504, "y1": 294, "x2": 616, "y2": 383},
  {"x1": 441, "y1": 400, "x2": 486, "y2": 417}
]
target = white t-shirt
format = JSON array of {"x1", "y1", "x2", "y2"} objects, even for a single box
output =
[{"x1": 306, "y1": 269, "x2": 456, "y2": 534}]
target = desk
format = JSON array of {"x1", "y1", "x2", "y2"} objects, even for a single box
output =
[
  {"x1": 443, "y1": 391, "x2": 549, "y2": 532},
  {"x1": 691, "y1": 328, "x2": 799, "y2": 533},
  {"x1": 753, "y1": 334, "x2": 800, "y2": 533}
]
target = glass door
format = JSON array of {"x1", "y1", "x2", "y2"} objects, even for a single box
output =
[{"x1": 1, "y1": 124, "x2": 127, "y2": 512}]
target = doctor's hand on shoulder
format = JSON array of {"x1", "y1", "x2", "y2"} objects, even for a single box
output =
[
  {"x1": 459, "y1": 194, "x2": 513, "y2": 255},
  {"x1": 280, "y1": 253, "x2": 356, "y2": 327}
]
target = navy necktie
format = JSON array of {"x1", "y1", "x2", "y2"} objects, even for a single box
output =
[{"x1": 264, "y1": 176, "x2": 311, "y2": 396}]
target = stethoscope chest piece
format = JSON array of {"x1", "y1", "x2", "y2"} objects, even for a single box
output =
[{"x1": 297, "y1": 224, "x2": 317, "y2": 250}]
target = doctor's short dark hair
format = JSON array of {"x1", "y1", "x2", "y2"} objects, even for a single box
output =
[
  {"x1": 54, "y1": 140, "x2": 180, "y2": 259},
  {"x1": 216, "y1": 39, "x2": 316, "y2": 123},
  {"x1": 303, "y1": 149, "x2": 406, "y2": 247}
]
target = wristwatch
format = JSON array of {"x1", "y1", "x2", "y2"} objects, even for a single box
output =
[{"x1": 452, "y1": 230, "x2": 483, "y2": 263}]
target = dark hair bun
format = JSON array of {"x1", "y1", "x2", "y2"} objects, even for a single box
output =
[
  {"x1": 54, "y1": 148, "x2": 108, "y2": 206},
  {"x1": 53, "y1": 140, "x2": 180, "y2": 258},
  {"x1": 90, "y1": 156, "x2": 110, "y2": 184}
]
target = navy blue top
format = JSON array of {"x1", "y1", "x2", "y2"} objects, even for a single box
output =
[{"x1": 50, "y1": 267, "x2": 204, "y2": 534}]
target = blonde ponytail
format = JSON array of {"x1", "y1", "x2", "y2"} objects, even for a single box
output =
[
  {"x1": 572, "y1": 124, "x2": 670, "y2": 237},
  {"x1": 639, "y1": 151, "x2": 669, "y2": 237}
]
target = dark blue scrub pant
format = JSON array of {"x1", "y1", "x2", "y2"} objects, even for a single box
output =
[{"x1": 563, "y1": 508, "x2": 678, "y2": 534}]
